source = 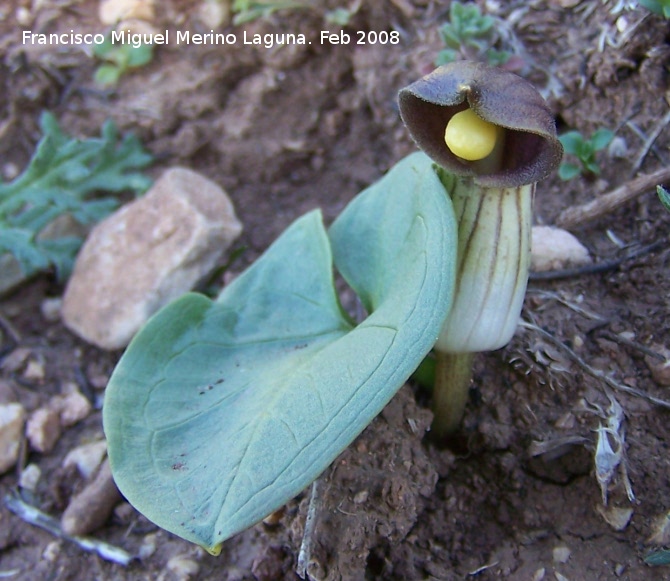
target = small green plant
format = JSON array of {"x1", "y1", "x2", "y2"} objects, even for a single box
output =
[
  {"x1": 0, "y1": 112, "x2": 152, "y2": 280},
  {"x1": 231, "y1": 0, "x2": 307, "y2": 24},
  {"x1": 93, "y1": 35, "x2": 154, "y2": 86},
  {"x1": 640, "y1": 0, "x2": 670, "y2": 17},
  {"x1": 324, "y1": 6, "x2": 356, "y2": 26},
  {"x1": 658, "y1": 185, "x2": 670, "y2": 212},
  {"x1": 558, "y1": 128, "x2": 614, "y2": 180},
  {"x1": 436, "y1": 2, "x2": 512, "y2": 67}
]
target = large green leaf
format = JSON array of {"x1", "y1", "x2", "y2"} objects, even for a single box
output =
[{"x1": 103, "y1": 152, "x2": 456, "y2": 553}]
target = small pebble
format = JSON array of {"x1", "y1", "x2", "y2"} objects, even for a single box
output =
[
  {"x1": 166, "y1": 555, "x2": 200, "y2": 581},
  {"x1": 15, "y1": 6, "x2": 32, "y2": 25},
  {"x1": 62, "y1": 440, "x2": 107, "y2": 478},
  {"x1": 19, "y1": 463, "x2": 41, "y2": 491},
  {"x1": 197, "y1": 0, "x2": 230, "y2": 28},
  {"x1": 553, "y1": 545, "x2": 571, "y2": 563},
  {"x1": 40, "y1": 297, "x2": 62, "y2": 322},
  {"x1": 22, "y1": 358, "x2": 45, "y2": 383},
  {"x1": 53, "y1": 390, "x2": 92, "y2": 427},
  {"x1": 1, "y1": 347, "x2": 31, "y2": 373},
  {"x1": 531, "y1": 226, "x2": 591, "y2": 272},
  {"x1": 26, "y1": 407, "x2": 61, "y2": 453},
  {"x1": 99, "y1": 0, "x2": 155, "y2": 25},
  {"x1": 138, "y1": 532, "x2": 158, "y2": 559},
  {"x1": 597, "y1": 505, "x2": 634, "y2": 531},
  {"x1": 42, "y1": 540, "x2": 61, "y2": 562},
  {"x1": 353, "y1": 490, "x2": 369, "y2": 504},
  {"x1": 61, "y1": 459, "x2": 121, "y2": 536}
]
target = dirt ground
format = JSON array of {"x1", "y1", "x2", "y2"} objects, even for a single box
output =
[{"x1": 1, "y1": 0, "x2": 670, "y2": 579}]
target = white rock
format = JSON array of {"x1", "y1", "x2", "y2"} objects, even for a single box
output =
[
  {"x1": 43, "y1": 540, "x2": 62, "y2": 562},
  {"x1": 552, "y1": 545, "x2": 571, "y2": 563},
  {"x1": 531, "y1": 226, "x2": 591, "y2": 272},
  {"x1": 52, "y1": 391, "x2": 92, "y2": 427},
  {"x1": 63, "y1": 440, "x2": 107, "y2": 479},
  {"x1": 99, "y1": 0, "x2": 154, "y2": 24},
  {"x1": 166, "y1": 555, "x2": 201, "y2": 581},
  {"x1": 197, "y1": 0, "x2": 231, "y2": 28},
  {"x1": 19, "y1": 463, "x2": 41, "y2": 491},
  {"x1": 26, "y1": 407, "x2": 61, "y2": 453},
  {"x1": 597, "y1": 505, "x2": 634, "y2": 531},
  {"x1": 0, "y1": 402, "x2": 26, "y2": 473},
  {"x1": 61, "y1": 167, "x2": 243, "y2": 350},
  {"x1": 138, "y1": 532, "x2": 158, "y2": 559},
  {"x1": 40, "y1": 297, "x2": 62, "y2": 322}
]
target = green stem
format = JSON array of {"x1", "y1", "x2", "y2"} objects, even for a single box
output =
[{"x1": 431, "y1": 350, "x2": 475, "y2": 439}]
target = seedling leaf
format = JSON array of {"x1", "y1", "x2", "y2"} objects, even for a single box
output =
[
  {"x1": 558, "y1": 131, "x2": 585, "y2": 155},
  {"x1": 103, "y1": 152, "x2": 456, "y2": 552},
  {"x1": 591, "y1": 128, "x2": 614, "y2": 151},
  {"x1": 558, "y1": 162, "x2": 581, "y2": 181}
]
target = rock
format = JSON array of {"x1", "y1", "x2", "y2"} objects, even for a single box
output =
[
  {"x1": 63, "y1": 440, "x2": 107, "y2": 479},
  {"x1": 26, "y1": 407, "x2": 61, "y2": 453},
  {"x1": 18, "y1": 463, "x2": 41, "y2": 492},
  {"x1": 553, "y1": 545, "x2": 571, "y2": 563},
  {"x1": 138, "y1": 532, "x2": 158, "y2": 559},
  {"x1": 597, "y1": 505, "x2": 633, "y2": 531},
  {"x1": 0, "y1": 402, "x2": 26, "y2": 474},
  {"x1": 52, "y1": 390, "x2": 92, "y2": 427},
  {"x1": 197, "y1": 0, "x2": 231, "y2": 28},
  {"x1": 531, "y1": 226, "x2": 591, "y2": 272},
  {"x1": 99, "y1": 0, "x2": 155, "y2": 25},
  {"x1": 61, "y1": 167, "x2": 243, "y2": 350},
  {"x1": 40, "y1": 297, "x2": 62, "y2": 322},
  {"x1": 42, "y1": 541, "x2": 62, "y2": 562},
  {"x1": 22, "y1": 358, "x2": 45, "y2": 383},
  {"x1": 166, "y1": 555, "x2": 201, "y2": 581},
  {"x1": 61, "y1": 458, "x2": 122, "y2": 536}
]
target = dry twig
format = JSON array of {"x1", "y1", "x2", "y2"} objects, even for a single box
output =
[
  {"x1": 556, "y1": 166, "x2": 670, "y2": 228},
  {"x1": 296, "y1": 478, "x2": 323, "y2": 580}
]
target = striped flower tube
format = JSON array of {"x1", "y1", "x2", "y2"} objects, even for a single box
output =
[{"x1": 399, "y1": 62, "x2": 563, "y2": 437}]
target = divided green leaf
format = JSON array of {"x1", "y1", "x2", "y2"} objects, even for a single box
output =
[
  {"x1": 103, "y1": 152, "x2": 457, "y2": 552},
  {"x1": 0, "y1": 112, "x2": 153, "y2": 279}
]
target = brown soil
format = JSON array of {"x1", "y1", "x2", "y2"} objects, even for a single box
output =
[{"x1": 1, "y1": 1, "x2": 670, "y2": 579}]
